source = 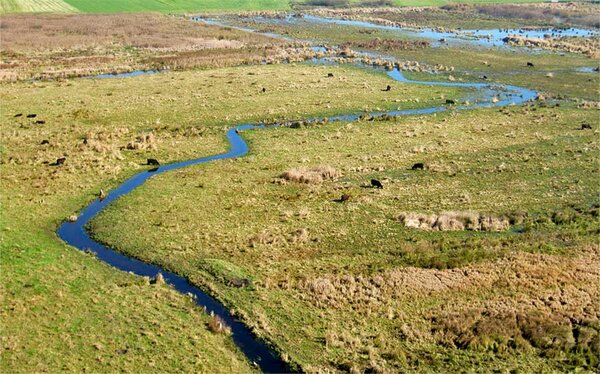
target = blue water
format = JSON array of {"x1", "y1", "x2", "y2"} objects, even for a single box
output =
[
  {"x1": 247, "y1": 14, "x2": 599, "y2": 49},
  {"x1": 576, "y1": 66, "x2": 599, "y2": 73},
  {"x1": 90, "y1": 70, "x2": 163, "y2": 79},
  {"x1": 60, "y1": 16, "x2": 538, "y2": 373}
]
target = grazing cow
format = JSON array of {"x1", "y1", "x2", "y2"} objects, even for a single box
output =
[
  {"x1": 147, "y1": 158, "x2": 160, "y2": 166},
  {"x1": 35, "y1": 120, "x2": 45, "y2": 125},
  {"x1": 594, "y1": 66, "x2": 599, "y2": 72},
  {"x1": 40, "y1": 139, "x2": 49, "y2": 145},
  {"x1": 26, "y1": 114, "x2": 37, "y2": 118},
  {"x1": 480, "y1": 75, "x2": 488, "y2": 80},
  {"x1": 527, "y1": 62, "x2": 535, "y2": 67},
  {"x1": 371, "y1": 179, "x2": 383, "y2": 189},
  {"x1": 439, "y1": 38, "x2": 446, "y2": 43},
  {"x1": 446, "y1": 99, "x2": 456, "y2": 105},
  {"x1": 382, "y1": 85, "x2": 392, "y2": 92},
  {"x1": 327, "y1": 73, "x2": 334, "y2": 77},
  {"x1": 55, "y1": 157, "x2": 66, "y2": 166},
  {"x1": 581, "y1": 123, "x2": 592, "y2": 130},
  {"x1": 340, "y1": 194, "x2": 350, "y2": 202},
  {"x1": 14, "y1": 113, "x2": 22, "y2": 118},
  {"x1": 261, "y1": 87, "x2": 266, "y2": 93},
  {"x1": 412, "y1": 162, "x2": 425, "y2": 170}
]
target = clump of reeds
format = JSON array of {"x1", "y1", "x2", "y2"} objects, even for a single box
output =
[
  {"x1": 280, "y1": 165, "x2": 340, "y2": 184},
  {"x1": 398, "y1": 211, "x2": 510, "y2": 231},
  {"x1": 207, "y1": 313, "x2": 231, "y2": 335}
]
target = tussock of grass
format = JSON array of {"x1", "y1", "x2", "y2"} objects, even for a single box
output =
[
  {"x1": 398, "y1": 211, "x2": 509, "y2": 231},
  {"x1": 280, "y1": 165, "x2": 341, "y2": 184},
  {"x1": 208, "y1": 314, "x2": 232, "y2": 335}
]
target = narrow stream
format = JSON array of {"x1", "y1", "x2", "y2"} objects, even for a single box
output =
[{"x1": 59, "y1": 16, "x2": 538, "y2": 373}]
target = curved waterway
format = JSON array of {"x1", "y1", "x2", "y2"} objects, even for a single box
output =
[{"x1": 59, "y1": 16, "x2": 537, "y2": 373}]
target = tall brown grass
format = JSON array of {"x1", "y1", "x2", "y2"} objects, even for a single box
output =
[{"x1": 280, "y1": 166, "x2": 341, "y2": 184}]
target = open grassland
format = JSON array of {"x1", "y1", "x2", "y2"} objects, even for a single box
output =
[
  {"x1": 0, "y1": 14, "x2": 293, "y2": 80},
  {"x1": 1, "y1": 0, "x2": 550, "y2": 14},
  {"x1": 90, "y1": 102, "x2": 600, "y2": 372},
  {"x1": 0, "y1": 63, "x2": 462, "y2": 373},
  {"x1": 0, "y1": 0, "x2": 77, "y2": 14},
  {"x1": 62, "y1": 0, "x2": 290, "y2": 13}
]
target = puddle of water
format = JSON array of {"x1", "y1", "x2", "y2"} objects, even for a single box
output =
[{"x1": 90, "y1": 70, "x2": 162, "y2": 79}]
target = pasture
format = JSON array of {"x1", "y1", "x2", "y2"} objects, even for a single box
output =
[
  {"x1": 1, "y1": 0, "x2": 551, "y2": 14},
  {"x1": 1, "y1": 4, "x2": 598, "y2": 373}
]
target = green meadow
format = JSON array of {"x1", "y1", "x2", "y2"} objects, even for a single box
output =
[{"x1": 1, "y1": 0, "x2": 551, "y2": 14}]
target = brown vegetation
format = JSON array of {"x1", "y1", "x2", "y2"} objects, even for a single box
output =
[
  {"x1": 398, "y1": 211, "x2": 510, "y2": 231},
  {"x1": 342, "y1": 38, "x2": 430, "y2": 51},
  {"x1": 280, "y1": 165, "x2": 341, "y2": 184},
  {"x1": 470, "y1": 3, "x2": 600, "y2": 29},
  {"x1": 0, "y1": 13, "x2": 290, "y2": 80},
  {"x1": 207, "y1": 314, "x2": 232, "y2": 334}
]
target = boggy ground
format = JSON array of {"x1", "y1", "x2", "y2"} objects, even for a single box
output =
[
  {"x1": 219, "y1": 10, "x2": 600, "y2": 100},
  {"x1": 90, "y1": 100, "x2": 600, "y2": 371},
  {"x1": 0, "y1": 13, "x2": 296, "y2": 80},
  {"x1": 0, "y1": 62, "x2": 461, "y2": 372}
]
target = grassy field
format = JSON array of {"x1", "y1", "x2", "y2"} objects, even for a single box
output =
[
  {"x1": 1, "y1": 0, "x2": 551, "y2": 14},
  {"x1": 2, "y1": 7, "x2": 599, "y2": 374},
  {"x1": 0, "y1": 0, "x2": 77, "y2": 13},
  {"x1": 0, "y1": 63, "x2": 463, "y2": 373},
  {"x1": 88, "y1": 102, "x2": 600, "y2": 372},
  {"x1": 80, "y1": 12, "x2": 598, "y2": 372}
]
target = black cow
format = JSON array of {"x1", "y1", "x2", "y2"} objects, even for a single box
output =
[
  {"x1": 261, "y1": 87, "x2": 266, "y2": 93},
  {"x1": 412, "y1": 162, "x2": 425, "y2": 170},
  {"x1": 147, "y1": 158, "x2": 160, "y2": 166},
  {"x1": 371, "y1": 179, "x2": 383, "y2": 189},
  {"x1": 382, "y1": 85, "x2": 392, "y2": 92},
  {"x1": 340, "y1": 194, "x2": 350, "y2": 202},
  {"x1": 327, "y1": 73, "x2": 334, "y2": 77},
  {"x1": 581, "y1": 123, "x2": 592, "y2": 130},
  {"x1": 446, "y1": 99, "x2": 456, "y2": 105},
  {"x1": 54, "y1": 157, "x2": 66, "y2": 166},
  {"x1": 14, "y1": 113, "x2": 22, "y2": 118},
  {"x1": 26, "y1": 114, "x2": 37, "y2": 118},
  {"x1": 527, "y1": 62, "x2": 535, "y2": 67},
  {"x1": 35, "y1": 120, "x2": 46, "y2": 125},
  {"x1": 40, "y1": 139, "x2": 49, "y2": 145}
]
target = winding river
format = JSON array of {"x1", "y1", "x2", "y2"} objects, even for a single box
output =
[{"x1": 58, "y1": 16, "x2": 539, "y2": 373}]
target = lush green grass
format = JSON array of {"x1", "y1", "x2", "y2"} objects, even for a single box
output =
[
  {"x1": 0, "y1": 63, "x2": 462, "y2": 372},
  {"x1": 0, "y1": 0, "x2": 551, "y2": 14},
  {"x1": 63, "y1": 0, "x2": 290, "y2": 13}
]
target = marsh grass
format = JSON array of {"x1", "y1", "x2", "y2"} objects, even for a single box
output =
[
  {"x1": 0, "y1": 13, "x2": 288, "y2": 80},
  {"x1": 90, "y1": 102, "x2": 599, "y2": 372},
  {"x1": 1, "y1": 61, "x2": 458, "y2": 372}
]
